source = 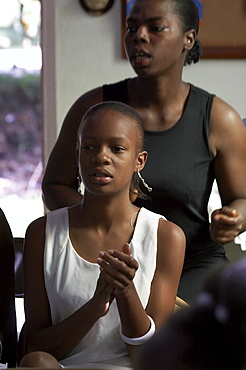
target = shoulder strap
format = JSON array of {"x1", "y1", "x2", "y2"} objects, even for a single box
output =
[{"x1": 103, "y1": 79, "x2": 129, "y2": 104}]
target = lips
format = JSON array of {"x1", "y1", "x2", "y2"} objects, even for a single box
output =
[
  {"x1": 90, "y1": 168, "x2": 113, "y2": 178},
  {"x1": 89, "y1": 168, "x2": 113, "y2": 184},
  {"x1": 93, "y1": 174, "x2": 108, "y2": 177},
  {"x1": 132, "y1": 50, "x2": 150, "y2": 67}
]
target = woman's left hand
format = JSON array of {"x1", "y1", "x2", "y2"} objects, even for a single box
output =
[
  {"x1": 210, "y1": 206, "x2": 243, "y2": 244},
  {"x1": 97, "y1": 243, "x2": 139, "y2": 295}
]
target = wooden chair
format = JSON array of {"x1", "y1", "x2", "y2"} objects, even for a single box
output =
[{"x1": 175, "y1": 296, "x2": 189, "y2": 311}]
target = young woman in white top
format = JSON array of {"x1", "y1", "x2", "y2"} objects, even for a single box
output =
[{"x1": 20, "y1": 102, "x2": 185, "y2": 369}]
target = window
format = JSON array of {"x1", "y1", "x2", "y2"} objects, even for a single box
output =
[{"x1": 0, "y1": 0, "x2": 43, "y2": 237}]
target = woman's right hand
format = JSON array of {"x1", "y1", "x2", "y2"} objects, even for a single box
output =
[
  {"x1": 210, "y1": 206, "x2": 243, "y2": 244},
  {"x1": 90, "y1": 272, "x2": 114, "y2": 318}
]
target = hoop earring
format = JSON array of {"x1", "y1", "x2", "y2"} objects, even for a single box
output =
[
  {"x1": 138, "y1": 171, "x2": 152, "y2": 192},
  {"x1": 77, "y1": 175, "x2": 82, "y2": 194}
]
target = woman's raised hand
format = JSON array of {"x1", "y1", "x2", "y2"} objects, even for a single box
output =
[
  {"x1": 91, "y1": 272, "x2": 114, "y2": 318},
  {"x1": 97, "y1": 243, "x2": 139, "y2": 296},
  {"x1": 210, "y1": 206, "x2": 243, "y2": 244}
]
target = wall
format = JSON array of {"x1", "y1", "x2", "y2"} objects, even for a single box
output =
[
  {"x1": 42, "y1": 0, "x2": 246, "y2": 164},
  {"x1": 183, "y1": 59, "x2": 246, "y2": 117}
]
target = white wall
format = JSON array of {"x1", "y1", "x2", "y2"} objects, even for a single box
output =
[
  {"x1": 183, "y1": 59, "x2": 246, "y2": 118},
  {"x1": 42, "y1": 0, "x2": 246, "y2": 163},
  {"x1": 54, "y1": 0, "x2": 134, "y2": 131}
]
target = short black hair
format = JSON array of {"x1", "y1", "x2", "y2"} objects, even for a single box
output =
[
  {"x1": 169, "y1": 0, "x2": 202, "y2": 65},
  {"x1": 80, "y1": 101, "x2": 145, "y2": 152},
  {"x1": 78, "y1": 101, "x2": 149, "y2": 200}
]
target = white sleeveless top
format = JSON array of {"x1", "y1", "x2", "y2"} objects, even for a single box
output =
[{"x1": 44, "y1": 207, "x2": 166, "y2": 369}]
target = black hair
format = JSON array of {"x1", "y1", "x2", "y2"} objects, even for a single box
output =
[
  {"x1": 168, "y1": 0, "x2": 202, "y2": 65},
  {"x1": 78, "y1": 101, "x2": 149, "y2": 200},
  {"x1": 81, "y1": 101, "x2": 144, "y2": 151}
]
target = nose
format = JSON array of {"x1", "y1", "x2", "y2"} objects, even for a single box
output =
[
  {"x1": 133, "y1": 26, "x2": 150, "y2": 43},
  {"x1": 92, "y1": 147, "x2": 110, "y2": 165}
]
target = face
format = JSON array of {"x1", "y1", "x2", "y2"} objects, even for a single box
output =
[
  {"x1": 124, "y1": 0, "x2": 192, "y2": 77},
  {"x1": 77, "y1": 109, "x2": 147, "y2": 197}
]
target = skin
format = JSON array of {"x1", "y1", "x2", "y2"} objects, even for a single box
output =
[
  {"x1": 23, "y1": 109, "x2": 185, "y2": 366},
  {"x1": 42, "y1": 0, "x2": 246, "y2": 244}
]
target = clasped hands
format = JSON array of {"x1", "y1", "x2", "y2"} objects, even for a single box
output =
[
  {"x1": 210, "y1": 206, "x2": 243, "y2": 244},
  {"x1": 92, "y1": 243, "x2": 139, "y2": 317}
]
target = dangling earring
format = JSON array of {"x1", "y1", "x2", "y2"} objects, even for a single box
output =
[
  {"x1": 77, "y1": 175, "x2": 82, "y2": 194},
  {"x1": 138, "y1": 171, "x2": 152, "y2": 192}
]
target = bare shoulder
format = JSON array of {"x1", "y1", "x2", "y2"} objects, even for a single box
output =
[
  {"x1": 209, "y1": 97, "x2": 246, "y2": 155},
  {"x1": 70, "y1": 86, "x2": 104, "y2": 114},
  {"x1": 157, "y1": 219, "x2": 186, "y2": 258},
  {"x1": 158, "y1": 218, "x2": 185, "y2": 241},
  {"x1": 26, "y1": 215, "x2": 46, "y2": 236},
  {"x1": 59, "y1": 86, "x2": 104, "y2": 136},
  {"x1": 210, "y1": 97, "x2": 243, "y2": 129},
  {"x1": 24, "y1": 216, "x2": 47, "y2": 258}
]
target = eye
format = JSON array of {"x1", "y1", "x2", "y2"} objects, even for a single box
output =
[
  {"x1": 126, "y1": 26, "x2": 137, "y2": 33},
  {"x1": 82, "y1": 144, "x2": 94, "y2": 150},
  {"x1": 112, "y1": 146, "x2": 125, "y2": 153},
  {"x1": 126, "y1": 21, "x2": 138, "y2": 33},
  {"x1": 149, "y1": 25, "x2": 169, "y2": 32}
]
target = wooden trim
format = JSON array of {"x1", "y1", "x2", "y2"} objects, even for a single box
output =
[
  {"x1": 41, "y1": 0, "x2": 57, "y2": 167},
  {"x1": 201, "y1": 47, "x2": 246, "y2": 59},
  {"x1": 121, "y1": 0, "x2": 127, "y2": 58}
]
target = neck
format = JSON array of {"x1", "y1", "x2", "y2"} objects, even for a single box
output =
[
  {"x1": 131, "y1": 75, "x2": 187, "y2": 106},
  {"x1": 75, "y1": 192, "x2": 138, "y2": 231},
  {"x1": 128, "y1": 74, "x2": 190, "y2": 131}
]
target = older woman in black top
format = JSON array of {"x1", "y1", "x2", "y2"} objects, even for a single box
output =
[{"x1": 42, "y1": 0, "x2": 246, "y2": 303}]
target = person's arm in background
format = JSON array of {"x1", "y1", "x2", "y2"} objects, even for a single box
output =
[
  {"x1": 209, "y1": 98, "x2": 246, "y2": 244},
  {"x1": 42, "y1": 87, "x2": 103, "y2": 211}
]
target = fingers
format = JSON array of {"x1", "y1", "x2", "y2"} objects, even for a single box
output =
[
  {"x1": 96, "y1": 273, "x2": 114, "y2": 300},
  {"x1": 98, "y1": 249, "x2": 138, "y2": 274},
  {"x1": 212, "y1": 207, "x2": 239, "y2": 222},
  {"x1": 210, "y1": 207, "x2": 243, "y2": 244},
  {"x1": 97, "y1": 246, "x2": 138, "y2": 294},
  {"x1": 96, "y1": 272, "x2": 112, "y2": 292},
  {"x1": 121, "y1": 242, "x2": 132, "y2": 256},
  {"x1": 93, "y1": 273, "x2": 114, "y2": 317}
]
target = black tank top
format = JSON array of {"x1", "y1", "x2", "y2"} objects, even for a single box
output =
[{"x1": 103, "y1": 79, "x2": 224, "y2": 265}]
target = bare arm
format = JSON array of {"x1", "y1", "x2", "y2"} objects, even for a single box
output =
[
  {"x1": 145, "y1": 220, "x2": 186, "y2": 326},
  {"x1": 42, "y1": 87, "x2": 103, "y2": 210},
  {"x1": 98, "y1": 221, "x2": 185, "y2": 358},
  {"x1": 209, "y1": 97, "x2": 246, "y2": 244},
  {"x1": 24, "y1": 217, "x2": 113, "y2": 360}
]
